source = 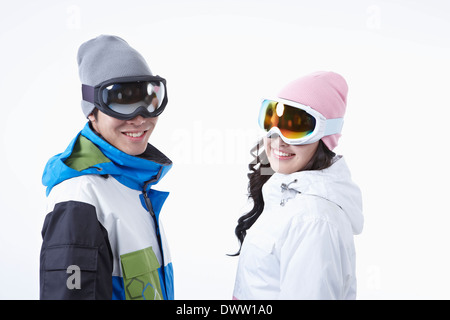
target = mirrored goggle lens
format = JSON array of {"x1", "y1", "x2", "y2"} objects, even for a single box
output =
[
  {"x1": 101, "y1": 81, "x2": 165, "y2": 115},
  {"x1": 259, "y1": 100, "x2": 316, "y2": 139}
]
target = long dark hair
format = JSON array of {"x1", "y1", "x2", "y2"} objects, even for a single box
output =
[{"x1": 230, "y1": 139, "x2": 336, "y2": 256}]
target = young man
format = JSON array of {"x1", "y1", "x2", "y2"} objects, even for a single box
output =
[{"x1": 40, "y1": 35, "x2": 174, "y2": 300}]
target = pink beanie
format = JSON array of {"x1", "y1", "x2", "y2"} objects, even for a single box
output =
[{"x1": 277, "y1": 71, "x2": 348, "y2": 150}]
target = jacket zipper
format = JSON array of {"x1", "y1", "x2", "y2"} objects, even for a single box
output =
[{"x1": 142, "y1": 169, "x2": 166, "y2": 292}]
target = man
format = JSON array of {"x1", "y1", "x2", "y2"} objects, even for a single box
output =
[{"x1": 40, "y1": 35, "x2": 173, "y2": 300}]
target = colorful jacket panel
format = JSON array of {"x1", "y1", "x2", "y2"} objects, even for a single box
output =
[{"x1": 40, "y1": 123, "x2": 173, "y2": 300}]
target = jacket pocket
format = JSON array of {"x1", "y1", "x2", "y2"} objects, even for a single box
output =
[
  {"x1": 120, "y1": 246, "x2": 163, "y2": 300},
  {"x1": 42, "y1": 245, "x2": 98, "y2": 300}
]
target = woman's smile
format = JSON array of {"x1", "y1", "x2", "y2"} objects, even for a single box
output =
[{"x1": 265, "y1": 137, "x2": 319, "y2": 174}]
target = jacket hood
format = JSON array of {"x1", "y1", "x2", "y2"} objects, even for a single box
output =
[
  {"x1": 263, "y1": 156, "x2": 363, "y2": 234},
  {"x1": 42, "y1": 122, "x2": 172, "y2": 196}
]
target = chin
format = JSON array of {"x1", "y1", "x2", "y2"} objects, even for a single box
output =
[
  {"x1": 117, "y1": 143, "x2": 146, "y2": 156},
  {"x1": 130, "y1": 147, "x2": 148, "y2": 156},
  {"x1": 268, "y1": 158, "x2": 295, "y2": 174},
  {"x1": 272, "y1": 167, "x2": 294, "y2": 174}
]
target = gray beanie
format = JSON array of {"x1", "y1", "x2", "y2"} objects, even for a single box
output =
[{"x1": 77, "y1": 35, "x2": 153, "y2": 117}]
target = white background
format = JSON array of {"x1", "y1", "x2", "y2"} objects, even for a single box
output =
[{"x1": 0, "y1": 0, "x2": 449, "y2": 299}]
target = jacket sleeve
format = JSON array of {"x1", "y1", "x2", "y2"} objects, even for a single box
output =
[
  {"x1": 40, "y1": 200, "x2": 113, "y2": 300},
  {"x1": 278, "y1": 216, "x2": 353, "y2": 299}
]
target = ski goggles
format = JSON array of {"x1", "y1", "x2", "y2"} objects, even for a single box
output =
[
  {"x1": 82, "y1": 75, "x2": 168, "y2": 120},
  {"x1": 258, "y1": 98, "x2": 344, "y2": 145}
]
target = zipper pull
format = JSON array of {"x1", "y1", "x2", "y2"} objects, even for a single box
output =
[
  {"x1": 281, "y1": 179, "x2": 298, "y2": 193},
  {"x1": 142, "y1": 190, "x2": 155, "y2": 217},
  {"x1": 280, "y1": 179, "x2": 300, "y2": 206}
]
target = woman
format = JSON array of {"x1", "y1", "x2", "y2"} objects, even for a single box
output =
[{"x1": 232, "y1": 71, "x2": 363, "y2": 300}]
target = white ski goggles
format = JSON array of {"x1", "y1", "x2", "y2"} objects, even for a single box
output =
[{"x1": 258, "y1": 98, "x2": 344, "y2": 145}]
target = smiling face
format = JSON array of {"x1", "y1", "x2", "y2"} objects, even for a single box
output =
[
  {"x1": 264, "y1": 136, "x2": 319, "y2": 174},
  {"x1": 88, "y1": 109, "x2": 158, "y2": 156}
]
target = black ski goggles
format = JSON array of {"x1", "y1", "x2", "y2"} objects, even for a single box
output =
[{"x1": 82, "y1": 75, "x2": 168, "y2": 120}]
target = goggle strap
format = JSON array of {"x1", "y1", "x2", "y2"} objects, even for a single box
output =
[
  {"x1": 82, "y1": 84, "x2": 95, "y2": 103},
  {"x1": 324, "y1": 118, "x2": 344, "y2": 136}
]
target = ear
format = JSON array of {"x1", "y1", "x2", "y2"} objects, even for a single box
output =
[{"x1": 88, "y1": 113, "x2": 96, "y2": 123}]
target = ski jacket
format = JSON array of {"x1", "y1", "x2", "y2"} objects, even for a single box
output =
[
  {"x1": 40, "y1": 123, "x2": 173, "y2": 300},
  {"x1": 233, "y1": 156, "x2": 363, "y2": 300}
]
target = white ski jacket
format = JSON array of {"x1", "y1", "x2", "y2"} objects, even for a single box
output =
[{"x1": 233, "y1": 156, "x2": 363, "y2": 300}]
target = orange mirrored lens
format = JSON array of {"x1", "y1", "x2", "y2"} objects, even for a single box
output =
[{"x1": 259, "y1": 100, "x2": 316, "y2": 139}]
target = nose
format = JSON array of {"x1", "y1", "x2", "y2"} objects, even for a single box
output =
[
  {"x1": 268, "y1": 134, "x2": 288, "y2": 147},
  {"x1": 267, "y1": 131, "x2": 280, "y2": 140},
  {"x1": 127, "y1": 115, "x2": 146, "y2": 126}
]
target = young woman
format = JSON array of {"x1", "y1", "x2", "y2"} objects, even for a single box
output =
[{"x1": 232, "y1": 71, "x2": 364, "y2": 300}]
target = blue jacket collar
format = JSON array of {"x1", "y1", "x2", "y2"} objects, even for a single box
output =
[{"x1": 42, "y1": 123, "x2": 172, "y2": 195}]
